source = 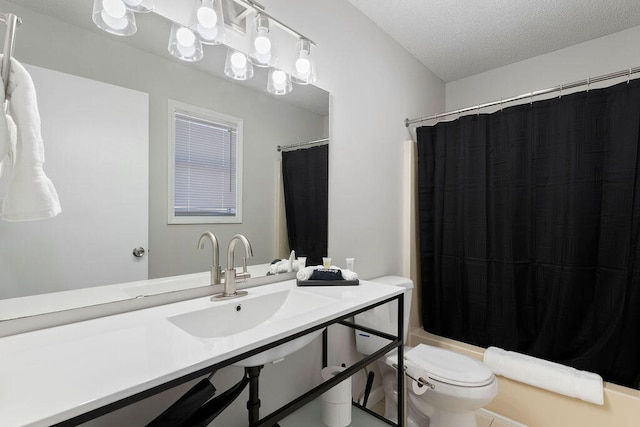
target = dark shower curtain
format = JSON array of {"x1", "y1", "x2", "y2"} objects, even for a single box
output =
[
  {"x1": 417, "y1": 79, "x2": 640, "y2": 388},
  {"x1": 281, "y1": 144, "x2": 328, "y2": 267}
]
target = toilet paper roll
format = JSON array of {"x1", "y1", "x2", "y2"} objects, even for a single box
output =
[
  {"x1": 320, "y1": 366, "x2": 352, "y2": 427},
  {"x1": 411, "y1": 379, "x2": 428, "y2": 396}
]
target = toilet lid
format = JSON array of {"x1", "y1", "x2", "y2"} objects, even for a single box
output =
[{"x1": 405, "y1": 344, "x2": 494, "y2": 387}]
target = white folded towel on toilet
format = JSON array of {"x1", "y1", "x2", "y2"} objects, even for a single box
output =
[
  {"x1": 0, "y1": 56, "x2": 61, "y2": 221},
  {"x1": 483, "y1": 346, "x2": 603, "y2": 405}
]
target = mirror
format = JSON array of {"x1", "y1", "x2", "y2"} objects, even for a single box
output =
[{"x1": 0, "y1": 0, "x2": 329, "y2": 320}]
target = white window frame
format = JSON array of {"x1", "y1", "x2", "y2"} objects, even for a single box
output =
[{"x1": 168, "y1": 99, "x2": 243, "y2": 224}]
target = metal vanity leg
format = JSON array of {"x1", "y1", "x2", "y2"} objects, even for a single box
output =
[
  {"x1": 246, "y1": 365, "x2": 281, "y2": 427},
  {"x1": 398, "y1": 293, "x2": 405, "y2": 427},
  {"x1": 322, "y1": 328, "x2": 328, "y2": 368},
  {"x1": 246, "y1": 366, "x2": 263, "y2": 426}
]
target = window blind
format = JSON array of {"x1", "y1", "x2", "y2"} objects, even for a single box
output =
[{"x1": 174, "y1": 112, "x2": 237, "y2": 217}]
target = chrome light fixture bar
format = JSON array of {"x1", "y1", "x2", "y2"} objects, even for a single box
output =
[{"x1": 233, "y1": 0, "x2": 316, "y2": 47}]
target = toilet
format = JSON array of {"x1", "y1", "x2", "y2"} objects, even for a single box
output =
[{"x1": 355, "y1": 276, "x2": 498, "y2": 427}]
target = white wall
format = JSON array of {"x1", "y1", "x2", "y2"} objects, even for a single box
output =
[{"x1": 446, "y1": 25, "x2": 640, "y2": 112}]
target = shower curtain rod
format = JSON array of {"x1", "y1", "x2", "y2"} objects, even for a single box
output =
[
  {"x1": 405, "y1": 65, "x2": 640, "y2": 127},
  {"x1": 0, "y1": 12, "x2": 21, "y2": 99},
  {"x1": 277, "y1": 137, "x2": 329, "y2": 152}
]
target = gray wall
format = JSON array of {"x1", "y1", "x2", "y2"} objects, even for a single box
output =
[{"x1": 446, "y1": 25, "x2": 640, "y2": 111}]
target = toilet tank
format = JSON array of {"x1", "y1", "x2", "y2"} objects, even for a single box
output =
[{"x1": 354, "y1": 276, "x2": 414, "y2": 356}]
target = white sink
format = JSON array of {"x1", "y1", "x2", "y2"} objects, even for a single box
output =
[{"x1": 168, "y1": 288, "x2": 336, "y2": 366}]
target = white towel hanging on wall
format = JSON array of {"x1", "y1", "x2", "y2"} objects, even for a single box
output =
[{"x1": 0, "y1": 55, "x2": 61, "y2": 221}]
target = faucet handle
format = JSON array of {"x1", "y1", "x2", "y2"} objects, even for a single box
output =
[
  {"x1": 236, "y1": 256, "x2": 251, "y2": 284},
  {"x1": 236, "y1": 272, "x2": 251, "y2": 284}
]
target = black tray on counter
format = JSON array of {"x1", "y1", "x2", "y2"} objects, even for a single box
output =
[{"x1": 296, "y1": 279, "x2": 360, "y2": 287}]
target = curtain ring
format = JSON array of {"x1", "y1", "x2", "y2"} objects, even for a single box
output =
[
  {"x1": 500, "y1": 98, "x2": 503, "y2": 111},
  {"x1": 587, "y1": 77, "x2": 590, "y2": 92},
  {"x1": 559, "y1": 83, "x2": 562, "y2": 98},
  {"x1": 628, "y1": 68, "x2": 632, "y2": 85},
  {"x1": 530, "y1": 92, "x2": 534, "y2": 105},
  {"x1": 476, "y1": 105, "x2": 480, "y2": 116}
]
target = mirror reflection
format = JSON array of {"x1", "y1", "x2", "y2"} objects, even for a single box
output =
[{"x1": 0, "y1": 0, "x2": 329, "y2": 319}]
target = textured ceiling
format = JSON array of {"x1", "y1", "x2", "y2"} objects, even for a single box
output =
[{"x1": 346, "y1": 0, "x2": 640, "y2": 82}]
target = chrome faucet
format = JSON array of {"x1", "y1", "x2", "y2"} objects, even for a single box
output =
[
  {"x1": 198, "y1": 232, "x2": 221, "y2": 286},
  {"x1": 212, "y1": 234, "x2": 253, "y2": 301}
]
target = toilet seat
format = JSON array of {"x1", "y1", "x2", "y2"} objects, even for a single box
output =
[{"x1": 405, "y1": 344, "x2": 494, "y2": 387}]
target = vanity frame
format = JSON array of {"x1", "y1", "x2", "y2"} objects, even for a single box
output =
[{"x1": 52, "y1": 293, "x2": 405, "y2": 427}]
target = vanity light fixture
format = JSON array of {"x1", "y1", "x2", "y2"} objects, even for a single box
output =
[
  {"x1": 91, "y1": 0, "x2": 318, "y2": 95},
  {"x1": 291, "y1": 38, "x2": 316, "y2": 85},
  {"x1": 249, "y1": 13, "x2": 276, "y2": 67},
  {"x1": 224, "y1": 48, "x2": 254, "y2": 80},
  {"x1": 168, "y1": 24, "x2": 204, "y2": 62},
  {"x1": 267, "y1": 67, "x2": 292, "y2": 95},
  {"x1": 193, "y1": 0, "x2": 226, "y2": 45},
  {"x1": 92, "y1": 0, "x2": 137, "y2": 36}
]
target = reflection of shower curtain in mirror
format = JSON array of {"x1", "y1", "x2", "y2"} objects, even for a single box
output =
[{"x1": 281, "y1": 144, "x2": 328, "y2": 267}]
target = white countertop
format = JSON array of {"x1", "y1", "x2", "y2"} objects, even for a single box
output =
[
  {"x1": 0, "y1": 279, "x2": 402, "y2": 427},
  {"x1": 0, "y1": 264, "x2": 287, "y2": 321}
]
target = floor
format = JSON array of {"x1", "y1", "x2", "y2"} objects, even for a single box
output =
[
  {"x1": 371, "y1": 398, "x2": 527, "y2": 426},
  {"x1": 476, "y1": 408, "x2": 528, "y2": 427}
]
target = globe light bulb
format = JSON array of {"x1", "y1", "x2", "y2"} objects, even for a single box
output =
[
  {"x1": 197, "y1": 24, "x2": 218, "y2": 42},
  {"x1": 295, "y1": 57, "x2": 311, "y2": 75},
  {"x1": 100, "y1": 12, "x2": 128, "y2": 30},
  {"x1": 272, "y1": 70, "x2": 287, "y2": 89},
  {"x1": 254, "y1": 35, "x2": 271, "y2": 55},
  {"x1": 230, "y1": 52, "x2": 247, "y2": 69},
  {"x1": 176, "y1": 27, "x2": 196, "y2": 47},
  {"x1": 103, "y1": 0, "x2": 126, "y2": 18},
  {"x1": 197, "y1": 6, "x2": 217, "y2": 28}
]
